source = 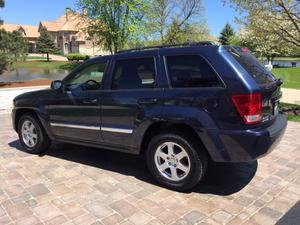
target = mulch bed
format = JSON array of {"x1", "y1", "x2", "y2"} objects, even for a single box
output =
[
  {"x1": 0, "y1": 80, "x2": 52, "y2": 89},
  {"x1": 283, "y1": 109, "x2": 300, "y2": 116}
]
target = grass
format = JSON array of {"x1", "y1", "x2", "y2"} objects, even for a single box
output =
[
  {"x1": 13, "y1": 61, "x2": 80, "y2": 71},
  {"x1": 280, "y1": 102, "x2": 300, "y2": 122},
  {"x1": 272, "y1": 67, "x2": 300, "y2": 89},
  {"x1": 286, "y1": 114, "x2": 300, "y2": 122},
  {"x1": 274, "y1": 57, "x2": 300, "y2": 62}
]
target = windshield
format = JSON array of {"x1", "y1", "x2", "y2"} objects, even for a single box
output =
[{"x1": 228, "y1": 47, "x2": 276, "y2": 85}]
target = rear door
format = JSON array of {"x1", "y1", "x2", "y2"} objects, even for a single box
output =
[
  {"x1": 100, "y1": 52, "x2": 164, "y2": 150},
  {"x1": 227, "y1": 47, "x2": 282, "y2": 123}
]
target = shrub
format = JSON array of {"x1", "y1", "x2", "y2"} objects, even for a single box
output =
[{"x1": 66, "y1": 53, "x2": 90, "y2": 62}]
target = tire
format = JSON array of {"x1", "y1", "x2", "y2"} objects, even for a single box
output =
[
  {"x1": 17, "y1": 113, "x2": 51, "y2": 154},
  {"x1": 146, "y1": 132, "x2": 208, "y2": 191}
]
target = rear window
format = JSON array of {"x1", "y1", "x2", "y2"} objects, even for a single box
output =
[
  {"x1": 165, "y1": 55, "x2": 222, "y2": 88},
  {"x1": 228, "y1": 47, "x2": 276, "y2": 85}
]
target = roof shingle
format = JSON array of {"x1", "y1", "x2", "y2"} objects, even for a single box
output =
[{"x1": 0, "y1": 24, "x2": 39, "y2": 38}]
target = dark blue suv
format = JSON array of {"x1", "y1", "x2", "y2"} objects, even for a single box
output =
[{"x1": 12, "y1": 42, "x2": 287, "y2": 191}]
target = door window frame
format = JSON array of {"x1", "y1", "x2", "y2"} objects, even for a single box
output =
[
  {"x1": 62, "y1": 60, "x2": 109, "y2": 91},
  {"x1": 107, "y1": 56, "x2": 159, "y2": 91}
]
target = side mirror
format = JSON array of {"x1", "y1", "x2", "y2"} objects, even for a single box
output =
[{"x1": 51, "y1": 80, "x2": 63, "y2": 91}]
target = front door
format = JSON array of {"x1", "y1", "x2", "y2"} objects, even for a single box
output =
[
  {"x1": 48, "y1": 61, "x2": 108, "y2": 143},
  {"x1": 101, "y1": 54, "x2": 164, "y2": 150}
]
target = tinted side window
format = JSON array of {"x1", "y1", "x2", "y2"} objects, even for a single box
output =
[
  {"x1": 66, "y1": 62, "x2": 106, "y2": 85},
  {"x1": 112, "y1": 58, "x2": 156, "y2": 89},
  {"x1": 166, "y1": 55, "x2": 222, "y2": 88}
]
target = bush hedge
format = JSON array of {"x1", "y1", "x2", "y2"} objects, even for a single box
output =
[{"x1": 66, "y1": 53, "x2": 90, "y2": 62}]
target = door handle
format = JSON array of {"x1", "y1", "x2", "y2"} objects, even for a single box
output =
[
  {"x1": 138, "y1": 98, "x2": 158, "y2": 105},
  {"x1": 82, "y1": 98, "x2": 98, "y2": 104}
]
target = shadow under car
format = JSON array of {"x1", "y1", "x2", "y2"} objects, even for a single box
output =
[{"x1": 9, "y1": 139, "x2": 257, "y2": 195}]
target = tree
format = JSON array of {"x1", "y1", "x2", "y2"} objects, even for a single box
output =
[
  {"x1": 229, "y1": 28, "x2": 294, "y2": 63},
  {"x1": 0, "y1": 1, "x2": 28, "y2": 74},
  {"x1": 164, "y1": 20, "x2": 210, "y2": 45},
  {"x1": 10, "y1": 31, "x2": 28, "y2": 61},
  {"x1": 0, "y1": 0, "x2": 7, "y2": 74},
  {"x1": 219, "y1": 23, "x2": 234, "y2": 45},
  {"x1": 36, "y1": 27, "x2": 60, "y2": 61},
  {"x1": 0, "y1": 29, "x2": 28, "y2": 74},
  {"x1": 145, "y1": 0, "x2": 207, "y2": 44},
  {"x1": 0, "y1": 30, "x2": 10, "y2": 74},
  {"x1": 77, "y1": 0, "x2": 147, "y2": 54},
  {"x1": 0, "y1": 0, "x2": 4, "y2": 25},
  {"x1": 223, "y1": 0, "x2": 300, "y2": 47}
]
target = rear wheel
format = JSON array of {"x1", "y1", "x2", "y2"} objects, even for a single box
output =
[
  {"x1": 18, "y1": 114, "x2": 51, "y2": 154},
  {"x1": 146, "y1": 132, "x2": 208, "y2": 191}
]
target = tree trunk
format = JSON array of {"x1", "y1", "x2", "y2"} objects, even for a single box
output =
[
  {"x1": 268, "y1": 60, "x2": 272, "y2": 66},
  {"x1": 46, "y1": 52, "x2": 49, "y2": 62}
]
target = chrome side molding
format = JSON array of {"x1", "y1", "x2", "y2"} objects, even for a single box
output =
[
  {"x1": 50, "y1": 123, "x2": 133, "y2": 134},
  {"x1": 101, "y1": 127, "x2": 133, "y2": 134},
  {"x1": 50, "y1": 123, "x2": 100, "y2": 131}
]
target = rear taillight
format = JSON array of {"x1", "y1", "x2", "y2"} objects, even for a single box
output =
[{"x1": 231, "y1": 93, "x2": 262, "y2": 125}]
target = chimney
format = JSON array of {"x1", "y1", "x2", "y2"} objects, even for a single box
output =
[{"x1": 65, "y1": 7, "x2": 71, "y2": 21}]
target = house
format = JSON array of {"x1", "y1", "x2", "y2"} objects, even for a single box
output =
[
  {"x1": 0, "y1": 8, "x2": 106, "y2": 56},
  {"x1": 39, "y1": 8, "x2": 105, "y2": 56},
  {"x1": 0, "y1": 24, "x2": 39, "y2": 52}
]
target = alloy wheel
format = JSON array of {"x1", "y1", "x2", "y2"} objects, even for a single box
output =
[
  {"x1": 154, "y1": 142, "x2": 191, "y2": 181},
  {"x1": 21, "y1": 120, "x2": 38, "y2": 148}
]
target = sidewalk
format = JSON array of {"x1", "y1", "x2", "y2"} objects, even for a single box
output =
[
  {"x1": 28, "y1": 53, "x2": 68, "y2": 62},
  {"x1": 281, "y1": 88, "x2": 300, "y2": 105},
  {"x1": 0, "y1": 86, "x2": 47, "y2": 115}
]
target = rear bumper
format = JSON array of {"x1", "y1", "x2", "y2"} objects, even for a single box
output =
[{"x1": 200, "y1": 113, "x2": 287, "y2": 162}]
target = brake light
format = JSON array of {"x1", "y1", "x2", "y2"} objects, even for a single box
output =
[{"x1": 231, "y1": 93, "x2": 262, "y2": 125}]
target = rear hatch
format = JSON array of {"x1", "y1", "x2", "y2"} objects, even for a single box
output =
[{"x1": 227, "y1": 46, "x2": 282, "y2": 124}]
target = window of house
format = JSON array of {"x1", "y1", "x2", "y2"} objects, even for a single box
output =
[
  {"x1": 112, "y1": 58, "x2": 156, "y2": 90},
  {"x1": 165, "y1": 55, "x2": 222, "y2": 88},
  {"x1": 64, "y1": 43, "x2": 68, "y2": 52}
]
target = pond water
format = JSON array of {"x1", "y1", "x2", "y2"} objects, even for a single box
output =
[
  {"x1": 264, "y1": 60, "x2": 300, "y2": 68},
  {"x1": 0, "y1": 68, "x2": 69, "y2": 83}
]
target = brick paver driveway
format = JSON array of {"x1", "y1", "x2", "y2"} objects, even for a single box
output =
[{"x1": 0, "y1": 113, "x2": 299, "y2": 225}]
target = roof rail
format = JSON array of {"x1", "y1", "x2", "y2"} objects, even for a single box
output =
[{"x1": 117, "y1": 41, "x2": 216, "y2": 53}]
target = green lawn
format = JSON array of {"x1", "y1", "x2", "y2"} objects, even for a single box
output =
[
  {"x1": 272, "y1": 67, "x2": 300, "y2": 89},
  {"x1": 274, "y1": 57, "x2": 300, "y2": 62},
  {"x1": 14, "y1": 61, "x2": 80, "y2": 71},
  {"x1": 286, "y1": 114, "x2": 300, "y2": 122}
]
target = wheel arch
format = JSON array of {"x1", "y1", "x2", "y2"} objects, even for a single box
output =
[
  {"x1": 139, "y1": 121, "x2": 211, "y2": 160},
  {"x1": 14, "y1": 107, "x2": 53, "y2": 139}
]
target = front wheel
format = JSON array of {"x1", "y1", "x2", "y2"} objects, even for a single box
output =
[
  {"x1": 18, "y1": 114, "x2": 51, "y2": 154},
  {"x1": 146, "y1": 133, "x2": 208, "y2": 191}
]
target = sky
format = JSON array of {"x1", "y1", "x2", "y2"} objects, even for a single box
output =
[{"x1": 0, "y1": 0, "x2": 239, "y2": 37}]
